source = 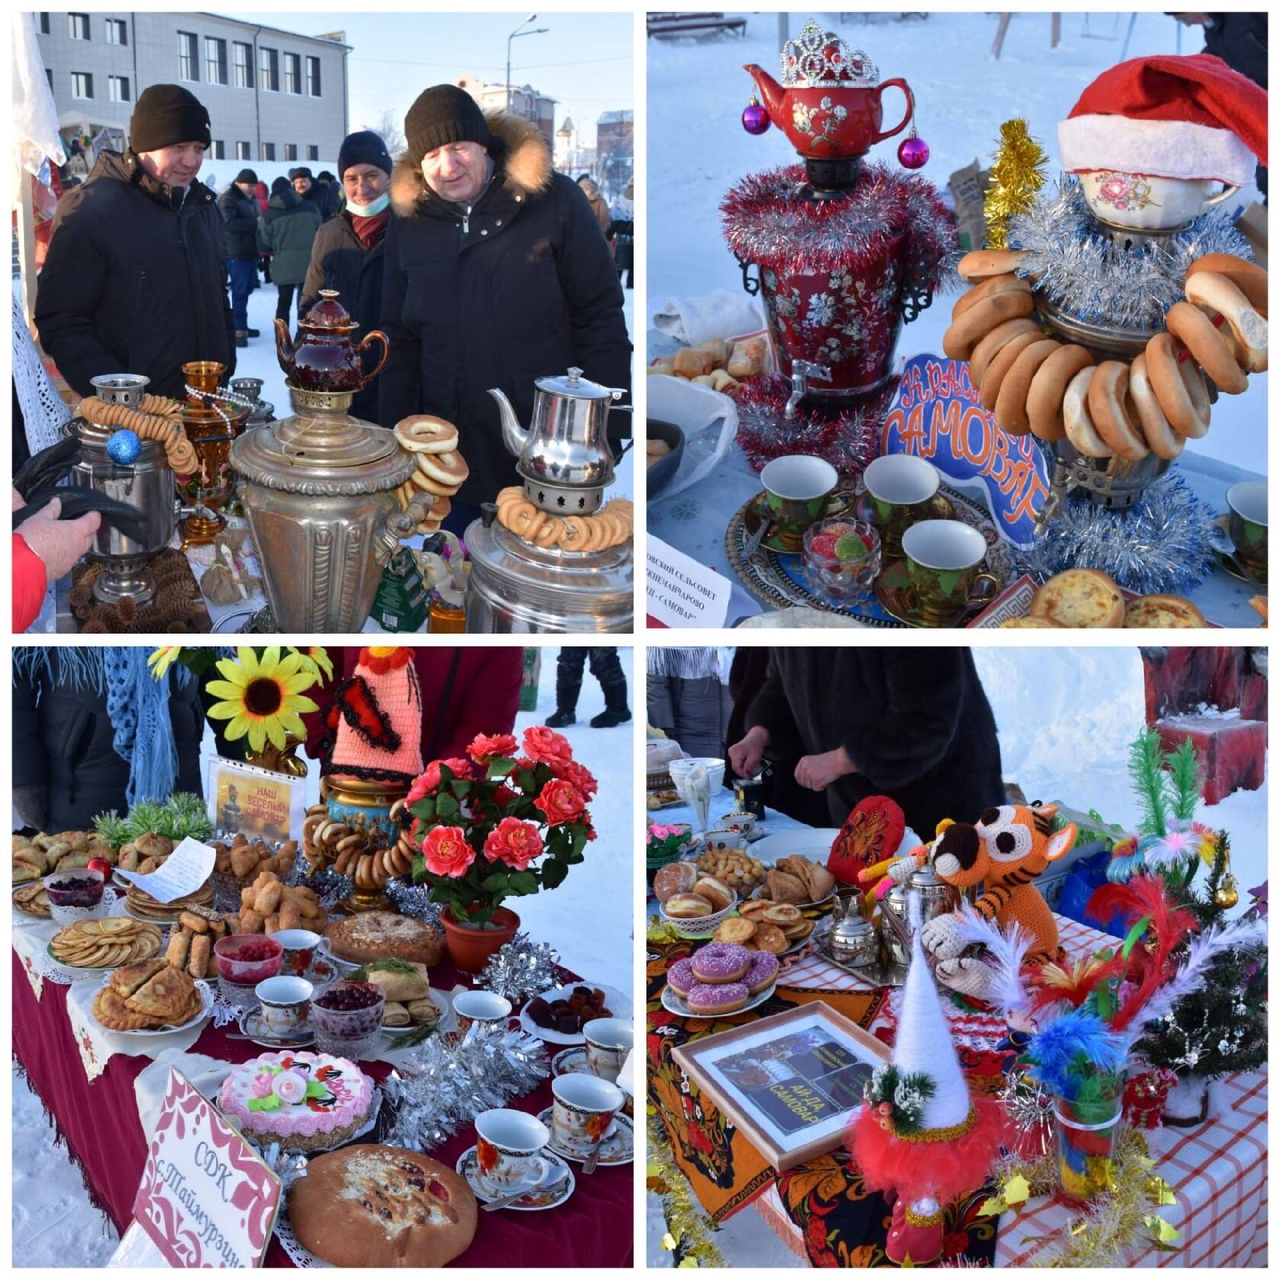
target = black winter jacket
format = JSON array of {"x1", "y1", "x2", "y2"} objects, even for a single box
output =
[
  {"x1": 257, "y1": 189, "x2": 323, "y2": 287},
  {"x1": 744, "y1": 648, "x2": 1004, "y2": 837},
  {"x1": 218, "y1": 184, "x2": 260, "y2": 261},
  {"x1": 300, "y1": 213, "x2": 388, "y2": 422},
  {"x1": 379, "y1": 112, "x2": 631, "y2": 504},
  {"x1": 13, "y1": 656, "x2": 205, "y2": 833},
  {"x1": 35, "y1": 150, "x2": 235, "y2": 399},
  {"x1": 303, "y1": 182, "x2": 341, "y2": 223}
]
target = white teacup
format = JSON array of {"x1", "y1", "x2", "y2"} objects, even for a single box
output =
[
  {"x1": 474, "y1": 1108, "x2": 550, "y2": 1194},
  {"x1": 1077, "y1": 169, "x2": 1240, "y2": 232},
  {"x1": 454, "y1": 990, "x2": 513, "y2": 1035},
  {"x1": 255, "y1": 975, "x2": 313, "y2": 1037},
  {"x1": 272, "y1": 929, "x2": 326, "y2": 977},
  {"x1": 551, "y1": 1073, "x2": 624, "y2": 1157},
  {"x1": 583, "y1": 1017, "x2": 633, "y2": 1084}
]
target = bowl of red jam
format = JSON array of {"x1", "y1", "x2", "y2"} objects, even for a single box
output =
[{"x1": 214, "y1": 934, "x2": 284, "y2": 985}]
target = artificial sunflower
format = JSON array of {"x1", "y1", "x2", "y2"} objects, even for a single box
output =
[
  {"x1": 292, "y1": 646, "x2": 334, "y2": 682},
  {"x1": 147, "y1": 646, "x2": 185, "y2": 680},
  {"x1": 205, "y1": 646, "x2": 320, "y2": 753}
]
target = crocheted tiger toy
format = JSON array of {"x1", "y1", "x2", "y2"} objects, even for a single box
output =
[{"x1": 892, "y1": 803, "x2": 1076, "y2": 1000}]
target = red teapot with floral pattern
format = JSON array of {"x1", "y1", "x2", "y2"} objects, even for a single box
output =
[{"x1": 275, "y1": 289, "x2": 389, "y2": 393}]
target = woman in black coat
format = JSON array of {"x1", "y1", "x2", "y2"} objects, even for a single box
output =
[{"x1": 728, "y1": 648, "x2": 1004, "y2": 837}]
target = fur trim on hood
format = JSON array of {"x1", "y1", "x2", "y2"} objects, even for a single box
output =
[{"x1": 390, "y1": 111, "x2": 553, "y2": 216}]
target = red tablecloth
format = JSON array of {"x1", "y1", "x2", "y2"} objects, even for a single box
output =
[{"x1": 13, "y1": 952, "x2": 632, "y2": 1268}]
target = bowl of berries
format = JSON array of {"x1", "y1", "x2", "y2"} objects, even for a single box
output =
[
  {"x1": 802, "y1": 518, "x2": 881, "y2": 606},
  {"x1": 310, "y1": 980, "x2": 387, "y2": 1057},
  {"x1": 214, "y1": 934, "x2": 284, "y2": 986}
]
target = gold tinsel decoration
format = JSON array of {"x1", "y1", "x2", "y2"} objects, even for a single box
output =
[
  {"x1": 984, "y1": 118, "x2": 1049, "y2": 249},
  {"x1": 646, "y1": 1106, "x2": 726, "y2": 1267},
  {"x1": 984, "y1": 1127, "x2": 1180, "y2": 1266}
]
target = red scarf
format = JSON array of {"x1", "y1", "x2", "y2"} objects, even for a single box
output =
[{"x1": 350, "y1": 208, "x2": 391, "y2": 248}]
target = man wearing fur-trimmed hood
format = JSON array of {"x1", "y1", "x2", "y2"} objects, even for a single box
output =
[{"x1": 379, "y1": 84, "x2": 631, "y2": 517}]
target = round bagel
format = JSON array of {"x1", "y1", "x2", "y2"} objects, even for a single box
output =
[
  {"x1": 978, "y1": 329, "x2": 1043, "y2": 412},
  {"x1": 1088, "y1": 360, "x2": 1148, "y2": 460},
  {"x1": 416, "y1": 449, "x2": 470, "y2": 488},
  {"x1": 950, "y1": 273, "x2": 1031, "y2": 322},
  {"x1": 532, "y1": 517, "x2": 563, "y2": 548},
  {"x1": 968, "y1": 317, "x2": 1041, "y2": 387},
  {"x1": 1128, "y1": 352, "x2": 1185, "y2": 460},
  {"x1": 495, "y1": 485, "x2": 525, "y2": 509},
  {"x1": 393, "y1": 414, "x2": 459, "y2": 454},
  {"x1": 1185, "y1": 253, "x2": 1268, "y2": 317},
  {"x1": 408, "y1": 466, "x2": 457, "y2": 496},
  {"x1": 560, "y1": 515, "x2": 591, "y2": 550},
  {"x1": 1165, "y1": 301, "x2": 1248, "y2": 394},
  {"x1": 993, "y1": 338, "x2": 1060, "y2": 435},
  {"x1": 1026, "y1": 343, "x2": 1093, "y2": 441},
  {"x1": 944, "y1": 289, "x2": 1036, "y2": 361},
  {"x1": 957, "y1": 248, "x2": 1030, "y2": 283},
  {"x1": 1184, "y1": 271, "x2": 1267, "y2": 374},
  {"x1": 501, "y1": 500, "x2": 540, "y2": 539},
  {"x1": 1062, "y1": 366, "x2": 1113, "y2": 457},
  {"x1": 1145, "y1": 332, "x2": 1212, "y2": 439}
]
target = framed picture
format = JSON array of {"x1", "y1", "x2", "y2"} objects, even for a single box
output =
[
  {"x1": 206, "y1": 757, "x2": 308, "y2": 844},
  {"x1": 671, "y1": 1002, "x2": 889, "y2": 1170}
]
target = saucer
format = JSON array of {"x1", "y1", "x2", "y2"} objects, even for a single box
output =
[
  {"x1": 237, "y1": 1008, "x2": 315, "y2": 1049},
  {"x1": 456, "y1": 1146, "x2": 575, "y2": 1211},
  {"x1": 551, "y1": 1046, "x2": 594, "y2": 1077},
  {"x1": 537, "y1": 1106, "x2": 634, "y2": 1166},
  {"x1": 874, "y1": 558, "x2": 976, "y2": 628}
]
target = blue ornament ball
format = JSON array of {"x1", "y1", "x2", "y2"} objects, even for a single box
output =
[{"x1": 106, "y1": 428, "x2": 142, "y2": 465}]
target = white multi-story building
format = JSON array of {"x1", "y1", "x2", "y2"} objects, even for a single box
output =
[{"x1": 34, "y1": 11, "x2": 349, "y2": 169}]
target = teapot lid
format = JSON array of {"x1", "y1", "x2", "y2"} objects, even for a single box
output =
[
  {"x1": 300, "y1": 289, "x2": 359, "y2": 330},
  {"x1": 534, "y1": 367, "x2": 617, "y2": 401},
  {"x1": 781, "y1": 19, "x2": 879, "y2": 89}
]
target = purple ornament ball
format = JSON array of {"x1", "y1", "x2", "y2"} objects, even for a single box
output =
[
  {"x1": 742, "y1": 103, "x2": 771, "y2": 135},
  {"x1": 897, "y1": 135, "x2": 929, "y2": 170},
  {"x1": 106, "y1": 428, "x2": 142, "y2": 465}
]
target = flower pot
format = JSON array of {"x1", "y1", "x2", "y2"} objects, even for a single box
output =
[{"x1": 441, "y1": 905, "x2": 521, "y2": 974}]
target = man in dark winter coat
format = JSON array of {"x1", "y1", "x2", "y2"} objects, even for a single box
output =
[
  {"x1": 258, "y1": 177, "x2": 323, "y2": 327},
  {"x1": 301, "y1": 131, "x2": 395, "y2": 422},
  {"x1": 35, "y1": 83, "x2": 235, "y2": 399},
  {"x1": 290, "y1": 166, "x2": 339, "y2": 222},
  {"x1": 218, "y1": 167, "x2": 262, "y2": 347},
  {"x1": 380, "y1": 84, "x2": 631, "y2": 520},
  {"x1": 728, "y1": 648, "x2": 1004, "y2": 838}
]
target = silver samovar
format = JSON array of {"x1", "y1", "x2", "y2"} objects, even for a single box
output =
[
  {"x1": 66, "y1": 373, "x2": 175, "y2": 606},
  {"x1": 229, "y1": 294, "x2": 430, "y2": 631},
  {"x1": 466, "y1": 368, "x2": 634, "y2": 633}
]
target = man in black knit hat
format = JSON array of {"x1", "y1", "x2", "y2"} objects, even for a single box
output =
[
  {"x1": 380, "y1": 83, "x2": 630, "y2": 531},
  {"x1": 35, "y1": 83, "x2": 235, "y2": 398},
  {"x1": 219, "y1": 168, "x2": 262, "y2": 347}
]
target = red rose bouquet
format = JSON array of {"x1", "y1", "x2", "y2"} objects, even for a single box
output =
[{"x1": 409, "y1": 726, "x2": 598, "y2": 924}]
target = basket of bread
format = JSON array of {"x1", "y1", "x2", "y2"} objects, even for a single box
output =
[
  {"x1": 211, "y1": 834, "x2": 300, "y2": 906},
  {"x1": 653, "y1": 862, "x2": 738, "y2": 937}
]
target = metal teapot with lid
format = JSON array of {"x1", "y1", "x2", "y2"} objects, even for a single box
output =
[
  {"x1": 880, "y1": 861, "x2": 957, "y2": 966},
  {"x1": 488, "y1": 367, "x2": 631, "y2": 516}
]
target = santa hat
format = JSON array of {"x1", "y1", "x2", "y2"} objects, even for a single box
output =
[
  {"x1": 327, "y1": 647, "x2": 424, "y2": 785},
  {"x1": 1058, "y1": 53, "x2": 1267, "y2": 186}
]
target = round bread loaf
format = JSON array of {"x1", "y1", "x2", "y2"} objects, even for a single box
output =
[
  {"x1": 1122, "y1": 594, "x2": 1207, "y2": 628},
  {"x1": 1028, "y1": 568, "x2": 1125, "y2": 628},
  {"x1": 288, "y1": 1145, "x2": 477, "y2": 1267},
  {"x1": 664, "y1": 893, "x2": 714, "y2": 919},
  {"x1": 652, "y1": 860, "x2": 697, "y2": 904},
  {"x1": 692, "y1": 875, "x2": 734, "y2": 912}
]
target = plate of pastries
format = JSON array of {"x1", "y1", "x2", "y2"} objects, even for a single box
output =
[{"x1": 92, "y1": 959, "x2": 213, "y2": 1034}]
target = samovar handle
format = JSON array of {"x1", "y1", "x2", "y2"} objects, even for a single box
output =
[{"x1": 356, "y1": 329, "x2": 391, "y2": 384}]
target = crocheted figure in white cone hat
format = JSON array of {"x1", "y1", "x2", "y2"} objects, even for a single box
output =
[{"x1": 848, "y1": 892, "x2": 1006, "y2": 1266}]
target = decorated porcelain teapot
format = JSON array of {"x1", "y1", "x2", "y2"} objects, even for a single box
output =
[{"x1": 275, "y1": 290, "x2": 390, "y2": 393}]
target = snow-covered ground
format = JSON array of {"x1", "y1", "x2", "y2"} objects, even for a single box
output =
[
  {"x1": 12, "y1": 646, "x2": 635, "y2": 1267},
  {"x1": 646, "y1": 644, "x2": 1267, "y2": 1265},
  {"x1": 647, "y1": 10, "x2": 1267, "y2": 470}
]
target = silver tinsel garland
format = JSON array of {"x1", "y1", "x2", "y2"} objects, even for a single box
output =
[
  {"x1": 1026, "y1": 471, "x2": 1215, "y2": 596},
  {"x1": 476, "y1": 932, "x2": 562, "y2": 1004},
  {"x1": 295, "y1": 865, "x2": 354, "y2": 914},
  {"x1": 384, "y1": 878, "x2": 443, "y2": 928},
  {"x1": 384, "y1": 1023, "x2": 550, "y2": 1152},
  {"x1": 1008, "y1": 177, "x2": 1254, "y2": 332}
]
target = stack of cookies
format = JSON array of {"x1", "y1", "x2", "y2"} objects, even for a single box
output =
[
  {"x1": 50, "y1": 917, "x2": 162, "y2": 969},
  {"x1": 93, "y1": 958, "x2": 202, "y2": 1031},
  {"x1": 124, "y1": 880, "x2": 215, "y2": 924},
  {"x1": 392, "y1": 415, "x2": 470, "y2": 536},
  {"x1": 665, "y1": 942, "x2": 779, "y2": 1015},
  {"x1": 714, "y1": 900, "x2": 814, "y2": 953}
]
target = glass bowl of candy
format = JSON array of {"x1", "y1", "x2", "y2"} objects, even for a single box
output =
[{"x1": 802, "y1": 518, "x2": 881, "y2": 605}]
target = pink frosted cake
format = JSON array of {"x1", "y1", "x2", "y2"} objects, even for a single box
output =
[{"x1": 219, "y1": 1051, "x2": 374, "y2": 1153}]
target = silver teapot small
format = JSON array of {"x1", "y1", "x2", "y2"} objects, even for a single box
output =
[
  {"x1": 880, "y1": 862, "x2": 957, "y2": 967},
  {"x1": 828, "y1": 896, "x2": 881, "y2": 969},
  {"x1": 488, "y1": 368, "x2": 631, "y2": 515}
]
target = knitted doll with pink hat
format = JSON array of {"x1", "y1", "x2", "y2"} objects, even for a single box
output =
[
  {"x1": 326, "y1": 647, "x2": 424, "y2": 786},
  {"x1": 848, "y1": 894, "x2": 1006, "y2": 1265}
]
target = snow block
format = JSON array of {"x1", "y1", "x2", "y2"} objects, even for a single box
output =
[{"x1": 1155, "y1": 715, "x2": 1267, "y2": 805}]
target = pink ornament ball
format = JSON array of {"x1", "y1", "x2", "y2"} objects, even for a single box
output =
[
  {"x1": 742, "y1": 103, "x2": 771, "y2": 135},
  {"x1": 898, "y1": 136, "x2": 929, "y2": 169}
]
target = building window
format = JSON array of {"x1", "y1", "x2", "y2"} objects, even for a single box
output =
[
  {"x1": 68, "y1": 13, "x2": 89, "y2": 40},
  {"x1": 177, "y1": 31, "x2": 199, "y2": 82},
  {"x1": 70, "y1": 71, "x2": 93, "y2": 99},
  {"x1": 38, "y1": 13, "x2": 51, "y2": 35},
  {"x1": 284, "y1": 143, "x2": 298, "y2": 161},
  {"x1": 306, "y1": 145, "x2": 319, "y2": 161},
  {"x1": 305, "y1": 56, "x2": 321, "y2": 98},
  {"x1": 205, "y1": 37, "x2": 227, "y2": 85},
  {"x1": 236, "y1": 141, "x2": 250, "y2": 160},
  {"x1": 259, "y1": 47, "x2": 279, "y2": 92},
  {"x1": 108, "y1": 75, "x2": 130, "y2": 103},
  {"x1": 261, "y1": 142, "x2": 276, "y2": 162},
  {"x1": 213, "y1": 140, "x2": 226, "y2": 160},
  {"x1": 105, "y1": 18, "x2": 127, "y2": 45},
  {"x1": 283, "y1": 52, "x2": 301, "y2": 95},
  {"x1": 231, "y1": 41, "x2": 252, "y2": 89}
]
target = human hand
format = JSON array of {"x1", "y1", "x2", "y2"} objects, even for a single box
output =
[
  {"x1": 794, "y1": 746, "x2": 857, "y2": 791},
  {"x1": 19, "y1": 497, "x2": 101, "y2": 583},
  {"x1": 727, "y1": 725, "x2": 770, "y2": 779}
]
